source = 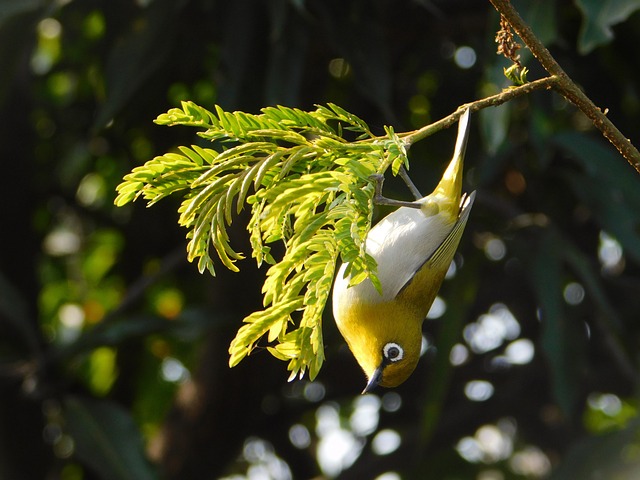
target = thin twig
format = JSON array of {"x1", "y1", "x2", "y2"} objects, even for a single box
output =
[
  {"x1": 489, "y1": 0, "x2": 640, "y2": 174},
  {"x1": 402, "y1": 76, "x2": 559, "y2": 146}
]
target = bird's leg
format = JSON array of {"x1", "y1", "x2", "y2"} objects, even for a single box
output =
[
  {"x1": 370, "y1": 173, "x2": 423, "y2": 209},
  {"x1": 398, "y1": 166, "x2": 423, "y2": 200}
]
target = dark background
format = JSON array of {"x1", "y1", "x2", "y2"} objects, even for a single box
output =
[{"x1": 2, "y1": 0, "x2": 640, "y2": 479}]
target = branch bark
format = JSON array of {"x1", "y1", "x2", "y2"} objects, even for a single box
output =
[
  {"x1": 489, "y1": 0, "x2": 640, "y2": 174},
  {"x1": 402, "y1": 76, "x2": 559, "y2": 146}
]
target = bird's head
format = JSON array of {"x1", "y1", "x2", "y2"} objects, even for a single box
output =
[{"x1": 335, "y1": 301, "x2": 424, "y2": 393}]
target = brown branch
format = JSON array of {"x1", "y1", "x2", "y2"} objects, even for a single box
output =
[
  {"x1": 489, "y1": 0, "x2": 640, "y2": 174},
  {"x1": 402, "y1": 76, "x2": 559, "y2": 146}
]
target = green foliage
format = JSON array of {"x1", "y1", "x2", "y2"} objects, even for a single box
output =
[
  {"x1": 550, "y1": 418, "x2": 640, "y2": 479},
  {"x1": 575, "y1": 0, "x2": 640, "y2": 54},
  {"x1": 116, "y1": 102, "x2": 405, "y2": 380},
  {"x1": 503, "y1": 64, "x2": 529, "y2": 86},
  {"x1": 5, "y1": 0, "x2": 640, "y2": 479},
  {"x1": 63, "y1": 395, "x2": 158, "y2": 480},
  {"x1": 556, "y1": 132, "x2": 640, "y2": 262},
  {"x1": 528, "y1": 229, "x2": 587, "y2": 417}
]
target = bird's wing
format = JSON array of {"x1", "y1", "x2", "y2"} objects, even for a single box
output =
[{"x1": 397, "y1": 191, "x2": 475, "y2": 298}]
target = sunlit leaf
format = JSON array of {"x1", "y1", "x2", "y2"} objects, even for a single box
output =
[{"x1": 116, "y1": 102, "x2": 462, "y2": 380}]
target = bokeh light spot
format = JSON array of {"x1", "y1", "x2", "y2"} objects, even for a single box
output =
[
  {"x1": 161, "y1": 357, "x2": 190, "y2": 383},
  {"x1": 426, "y1": 296, "x2": 446, "y2": 319},
  {"x1": 504, "y1": 338, "x2": 535, "y2": 365},
  {"x1": 454, "y1": 46, "x2": 477, "y2": 69},
  {"x1": 465, "y1": 380, "x2": 495, "y2": 402},
  {"x1": 289, "y1": 424, "x2": 311, "y2": 449},
  {"x1": 303, "y1": 382, "x2": 326, "y2": 403},
  {"x1": 563, "y1": 282, "x2": 585, "y2": 306},
  {"x1": 371, "y1": 429, "x2": 401, "y2": 455},
  {"x1": 328, "y1": 58, "x2": 351, "y2": 79},
  {"x1": 350, "y1": 395, "x2": 380, "y2": 436},
  {"x1": 381, "y1": 392, "x2": 402, "y2": 412},
  {"x1": 484, "y1": 237, "x2": 507, "y2": 261},
  {"x1": 450, "y1": 343, "x2": 469, "y2": 366}
]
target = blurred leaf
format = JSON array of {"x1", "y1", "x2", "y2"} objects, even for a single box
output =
[
  {"x1": 0, "y1": 0, "x2": 43, "y2": 25},
  {"x1": 55, "y1": 315, "x2": 169, "y2": 360},
  {"x1": 550, "y1": 418, "x2": 640, "y2": 479},
  {"x1": 0, "y1": 273, "x2": 40, "y2": 354},
  {"x1": 93, "y1": 0, "x2": 187, "y2": 130},
  {"x1": 0, "y1": 384, "x2": 50, "y2": 479},
  {"x1": 555, "y1": 132, "x2": 640, "y2": 263},
  {"x1": 557, "y1": 229, "x2": 637, "y2": 384},
  {"x1": 479, "y1": 102, "x2": 511, "y2": 157},
  {"x1": 477, "y1": 64, "x2": 514, "y2": 185},
  {"x1": 63, "y1": 395, "x2": 158, "y2": 480},
  {"x1": 216, "y1": 0, "x2": 260, "y2": 108},
  {"x1": 584, "y1": 396, "x2": 639, "y2": 433},
  {"x1": 339, "y1": 23, "x2": 392, "y2": 119},
  {"x1": 529, "y1": 104, "x2": 557, "y2": 170},
  {"x1": 53, "y1": 309, "x2": 222, "y2": 362},
  {"x1": 575, "y1": 0, "x2": 640, "y2": 54},
  {"x1": 85, "y1": 347, "x2": 118, "y2": 396},
  {"x1": 528, "y1": 230, "x2": 586, "y2": 418},
  {"x1": 263, "y1": 2, "x2": 309, "y2": 105},
  {"x1": 562, "y1": 236, "x2": 623, "y2": 331},
  {"x1": 82, "y1": 229, "x2": 124, "y2": 284},
  {"x1": 318, "y1": 3, "x2": 393, "y2": 119},
  {"x1": 0, "y1": 0, "x2": 44, "y2": 105},
  {"x1": 513, "y1": 0, "x2": 558, "y2": 46}
]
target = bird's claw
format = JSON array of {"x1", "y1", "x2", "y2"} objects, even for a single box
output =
[{"x1": 368, "y1": 173, "x2": 422, "y2": 209}]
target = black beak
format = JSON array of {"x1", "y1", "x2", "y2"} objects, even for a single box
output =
[{"x1": 362, "y1": 363, "x2": 384, "y2": 394}]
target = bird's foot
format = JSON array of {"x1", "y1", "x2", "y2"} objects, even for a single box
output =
[{"x1": 369, "y1": 174, "x2": 423, "y2": 209}]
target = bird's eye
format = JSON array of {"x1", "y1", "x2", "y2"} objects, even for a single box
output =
[{"x1": 383, "y1": 342, "x2": 404, "y2": 363}]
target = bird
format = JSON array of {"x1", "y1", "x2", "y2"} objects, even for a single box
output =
[{"x1": 332, "y1": 109, "x2": 475, "y2": 393}]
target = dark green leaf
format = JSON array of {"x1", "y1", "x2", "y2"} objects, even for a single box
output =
[
  {"x1": 53, "y1": 310, "x2": 221, "y2": 362},
  {"x1": 0, "y1": 273, "x2": 40, "y2": 354},
  {"x1": 63, "y1": 395, "x2": 158, "y2": 480},
  {"x1": 93, "y1": 0, "x2": 187, "y2": 131},
  {"x1": 555, "y1": 132, "x2": 640, "y2": 263},
  {"x1": 513, "y1": 0, "x2": 558, "y2": 46},
  {"x1": 263, "y1": 2, "x2": 308, "y2": 105},
  {"x1": 479, "y1": 102, "x2": 511, "y2": 157},
  {"x1": 551, "y1": 418, "x2": 640, "y2": 479},
  {"x1": 575, "y1": 0, "x2": 640, "y2": 54},
  {"x1": 319, "y1": 4, "x2": 393, "y2": 119},
  {"x1": 0, "y1": 0, "x2": 43, "y2": 26},
  {"x1": 528, "y1": 230, "x2": 586, "y2": 418},
  {"x1": 0, "y1": 0, "x2": 44, "y2": 105}
]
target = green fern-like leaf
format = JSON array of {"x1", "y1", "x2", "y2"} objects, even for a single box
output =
[{"x1": 115, "y1": 102, "x2": 409, "y2": 381}]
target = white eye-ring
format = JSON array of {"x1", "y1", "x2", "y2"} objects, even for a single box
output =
[{"x1": 383, "y1": 342, "x2": 404, "y2": 363}]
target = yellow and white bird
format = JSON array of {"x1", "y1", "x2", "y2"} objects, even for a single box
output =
[{"x1": 332, "y1": 109, "x2": 475, "y2": 393}]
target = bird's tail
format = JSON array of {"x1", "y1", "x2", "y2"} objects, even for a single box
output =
[{"x1": 432, "y1": 108, "x2": 471, "y2": 218}]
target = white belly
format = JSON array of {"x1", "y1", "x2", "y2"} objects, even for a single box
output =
[{"x1": 333, "y1": 204, "x2": 452, "y2": 310}]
